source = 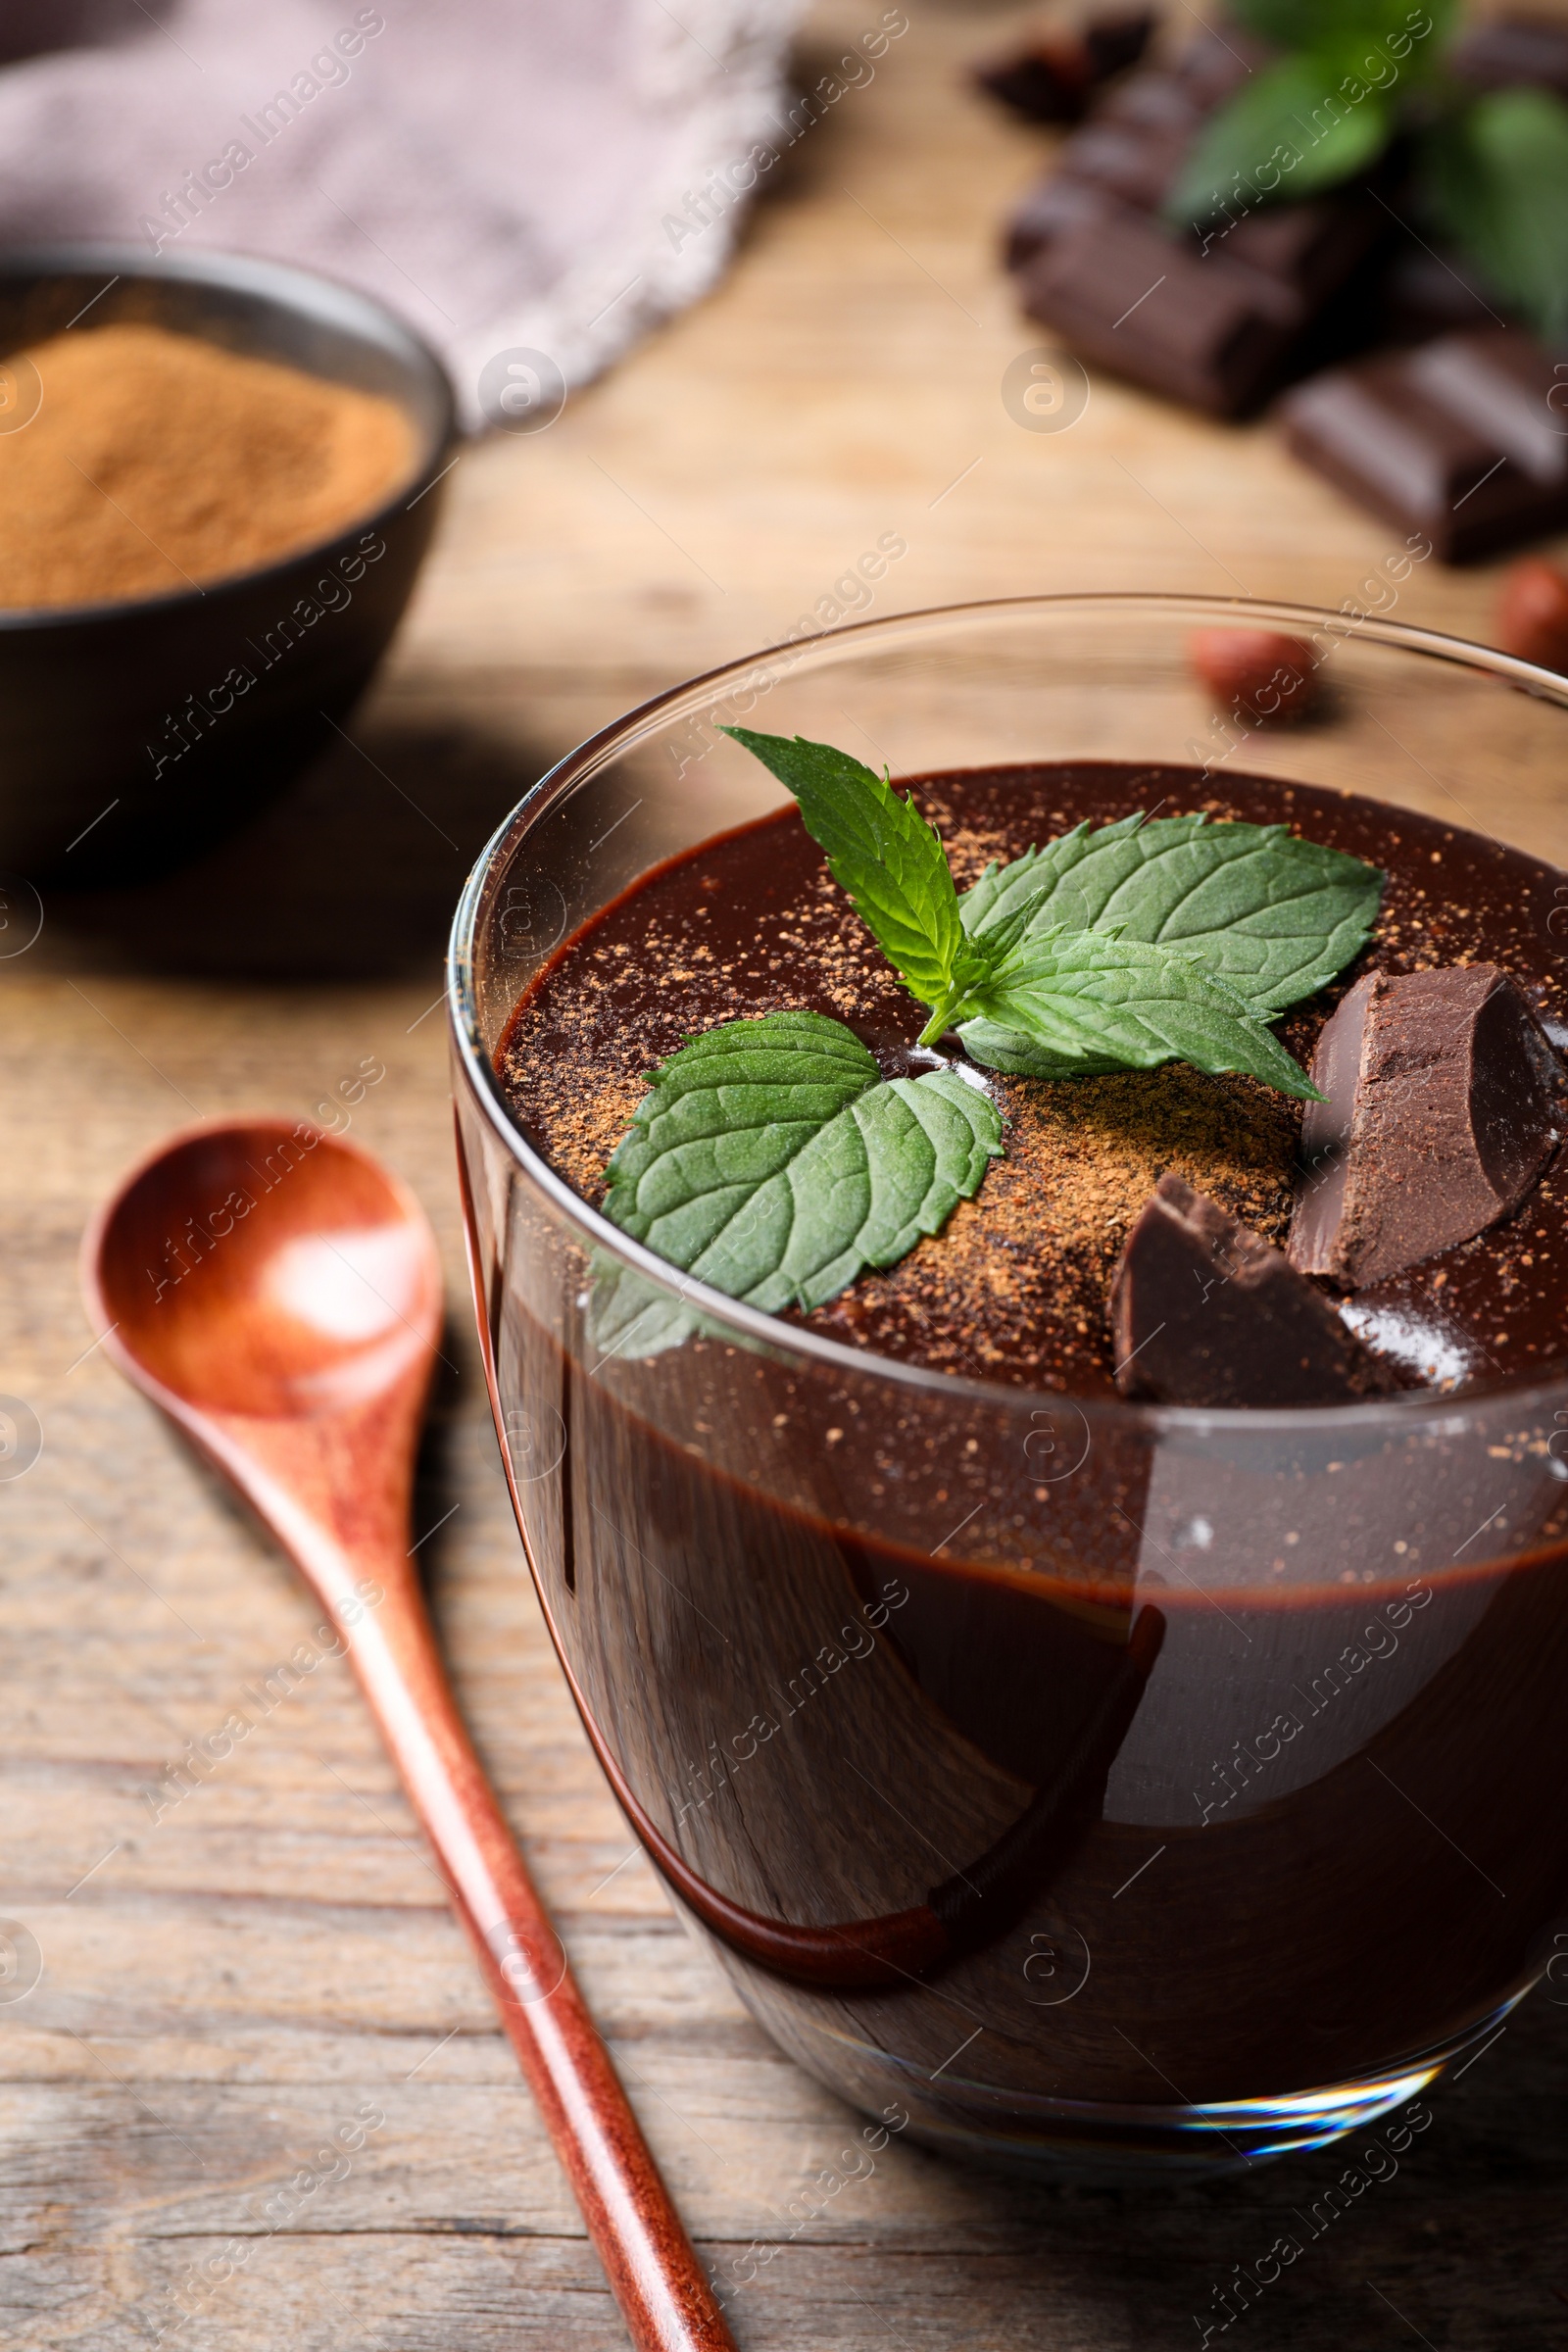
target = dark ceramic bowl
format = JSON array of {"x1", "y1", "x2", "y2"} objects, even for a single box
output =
[{"x1": 0, "y1": 243, "x2": 456, "y2": 885}]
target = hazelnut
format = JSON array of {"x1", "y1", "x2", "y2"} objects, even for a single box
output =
[
  {"x1": 1189, "y1": 629, "x2": 1318, "y2": 726},
  {"x1": 1494, "y1": 558, "x2": 1568, "y2": 674}
]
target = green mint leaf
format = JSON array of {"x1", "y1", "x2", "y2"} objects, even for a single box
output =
[
  {"x1": 961, "y1": 811, "x2": 1382, "y2": 1018},
  {"x1": 1167, "y1": 55, "x2": 1393, "y2": 223},
  {"x1": 1425, "y1": 90, "x2": 1568, "y2": 340},
  {"x1": 1226, "y1": 0, "x2": 1452, "y2": 56},
  {"x1": 602, "y1": 1009, "x2": 1003, "y2": 1311},
  {"x1": 958, "y1": 930, "x2": 1323, "y2": 1100},
  {"x1": 719, "y1": 727, "x2": 961, "y2": 1010}
]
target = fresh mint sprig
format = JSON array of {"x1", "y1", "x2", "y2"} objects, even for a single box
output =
[
  {"x1": 720, "y1": 726, "x2": 1366, "y2": 1093},
  {"x1": 594, "y1": 729, "x2": 1386, "y2": 1326}
]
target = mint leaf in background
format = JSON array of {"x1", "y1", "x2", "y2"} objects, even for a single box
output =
[
  {"x1": 1226, "y1": 0, "x2": 1454, "y2": 57},
  {"x1": 602, "y1": 1009, "x2": 1003, "y2": 1311},
  {"x1": 719, "y1": 727, "x2": 962, "y2": 1012},
  {"x1": 1425, "y1": 90, "x2": 1568, "y2": 340},
  {"x1": 961, "y1": 811, "x2": 1382, "y2": 1018},
  {"x1": 1167, "y1": 54, "x2": 1393, "y2": 222},
  {"x1": 958, "y1": 929, "x2": 1323, "y2": 1099}
]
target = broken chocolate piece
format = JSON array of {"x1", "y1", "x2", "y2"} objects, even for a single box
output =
[
  {"x1": 1004, "y1": 172, "x2": 1119, "y2": 273},
  {"x1": 975, "y1": 11, "x2": 1153, "y2": 123},
  {"x1": 1169, "y1": 22, "x2": 1269, "y2": 106},
  {"x1": 1111, "y1": 1174, "x2": 1397, "y2": 1406},
  {"x1": 1004, "y1": 31, "x2": 1387, "y2": 416},
  {"x1": 1279, "y1": 329, "x2": 1568, "y2": 562},
  {"x1": 1290, "y1": 966, "x2": 1565, "y2": 1291},
  {"x1": 1015, "y1": 193, "x2": 1386, "y2": 417},
  {"x1": 1017, "y1": 210, "x2": 1303, "y2": 416},
  {"x1": 1004, "y1": 46, "x2": 1255, "y2": 263}
]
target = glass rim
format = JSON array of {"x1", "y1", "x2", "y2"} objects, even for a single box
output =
[{"x1": 447, "y1": 589, "x2": 1568, "y2": 1434}]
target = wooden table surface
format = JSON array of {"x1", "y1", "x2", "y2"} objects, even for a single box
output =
[{"x1": 7, "y1": 4, "x2": 1568, "y2": 2346}]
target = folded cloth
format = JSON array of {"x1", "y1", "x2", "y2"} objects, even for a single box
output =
[{"x1": 0, "y1": 0, "x2": 802, "y2": 424}]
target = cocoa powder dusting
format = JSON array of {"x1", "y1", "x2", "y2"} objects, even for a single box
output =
[{"x1": 811, "y1": 1065, "x2": 1297, "y2": 1387}]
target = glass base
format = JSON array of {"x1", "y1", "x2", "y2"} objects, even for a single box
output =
[{"x1": 752, "y1": 1987, "x2": 1528, "y2": 2181}]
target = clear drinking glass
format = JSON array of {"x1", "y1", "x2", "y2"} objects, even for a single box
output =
[{"x1": 447, "y1": 595, "x2": 1568, "y2": 2178}]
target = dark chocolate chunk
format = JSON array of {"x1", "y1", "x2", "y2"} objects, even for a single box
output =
[
  {"x1": 1015, "y1": 193, "x2": 1382, "y2": 416},
  {"x1": 1451, "y1": 12, "x2": 1568, "y2": 98},
  {"x1": 1219, "y1": 197, "x2": 1386, "y2": 310},
  {"x1": 1004, "y1": 172, "x2": 1119, "y2": 273},
  {"x1": 1055, "y1": 98, "x2": 1199, "y2": 212},
  {"x1": 1016, "y1": 212, "x2": 1295, "y2": 415},
  {"x1": 1003, "y1": 30, "x2": 1385, "y2": 416},
  {"x1": 1290, "y1": 965, "x2": 1565, "y2": 1291},
  {"x1": 1005, "y1": 45, "x2": 1253, "y2": 259},
  {"x1": 1081, "y1": 11, "x2": 1156, "y2": 79},
  {"x1": 1279, "y1": 329, "x2": 1568, "y2": 562},
  {"x1": 1110, "y1": 1173, "x2": 1398, "y2": 1406},
  {"x1": 975, "y1": 11, "x2": 1153, "y2": 123}
]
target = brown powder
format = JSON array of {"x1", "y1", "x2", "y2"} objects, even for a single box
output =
[
  {"x1": 808, "y1": 1064, "x2": 1298, "y2": 1389},
  {"x1": 0, "y1": 322, "x2": 416, "y2": 609}
]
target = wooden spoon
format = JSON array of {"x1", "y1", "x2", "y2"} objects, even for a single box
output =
[{"x1": 81, "y1": 1117, "x2": 736, "y2": 2352}]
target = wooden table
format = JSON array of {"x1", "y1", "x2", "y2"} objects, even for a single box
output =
[{"x1": 6, "y1": 4, "x2": 1568, "y2": 2345}]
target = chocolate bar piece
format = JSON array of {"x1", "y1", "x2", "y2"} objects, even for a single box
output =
[
  {"x1": 1004, "y1": 172, "x2": 1118, "y2": 273},
  {"x1": 975, "y1": 11, "x2": 1154, "y2": 123},
  {"x1": 1005, "y1": 42, "x2": 1257, "y2": 268},
  {"x1": 1280, "y1": 329, "x2": 1568, "y2": 561},
  {"x1": 1451, "y1": 12, "x2": 1568, "y2": 98},
  {"x1": 1004, "y1": 30, "x2": 1386, "y2": 416},
  {"x1": 1290, "y1": 966, "x2": 1565, "y2": 1290},
  {"x1": 1056, "y1": 84, "x2": 1206, "y2": 212},
  {"x1": 1015, "y1": 194, "x2": 1383, "y2": 417},
  {"x1": 1017, "y1": 212, "x2": 1294, "y2": 415},
  {"x1": 1110, "y1": 1174, "x2": 1397, "y2": 1406}
]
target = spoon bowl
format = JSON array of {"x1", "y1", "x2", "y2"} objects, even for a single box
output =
[{"x1": 90, "y1": 1120, "x2": 441, "y2": 1418}]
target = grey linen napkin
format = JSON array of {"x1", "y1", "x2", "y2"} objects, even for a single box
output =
[{"x1": 0, "y1": 0, "x2": 802, "y2": 423}]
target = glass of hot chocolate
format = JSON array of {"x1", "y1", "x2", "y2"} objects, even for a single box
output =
[{"x1": 448, "y1": 594, "x2": 1568, "y2": 2179}]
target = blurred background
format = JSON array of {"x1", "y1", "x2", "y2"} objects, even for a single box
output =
[{"x1": 4, "y1": 2, "x2": 1568, "y2": 2347}]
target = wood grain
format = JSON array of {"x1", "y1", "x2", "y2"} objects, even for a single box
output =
[{"x1": 5, "y1": 2, "x2": 1568, "y2": 2346}]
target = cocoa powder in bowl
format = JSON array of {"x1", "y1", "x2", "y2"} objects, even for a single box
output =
[{"x1": 0, "y1": 320, "x2": 416, "y2": 610}]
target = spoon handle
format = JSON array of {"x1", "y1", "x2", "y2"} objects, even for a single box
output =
[{"x1": 333, "y1": 1555, "x2": 737, "y2": 2352}]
